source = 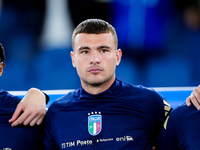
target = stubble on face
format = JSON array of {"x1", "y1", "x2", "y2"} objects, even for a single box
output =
[
  {"x1": 72, "y1": 33, "x2": 119, "y2": 93},
  {"x1": 81, "y1": 66, "x2": 115, "y2": 88}
]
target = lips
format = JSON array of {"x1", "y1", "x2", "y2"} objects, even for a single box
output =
[{"x1": 89, "y1": 68, "x2": 102, "y2": 74}]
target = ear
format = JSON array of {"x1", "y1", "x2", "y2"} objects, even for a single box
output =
[
  {"x1": 116, "y1": 49, "x2": 122, "y2": 66},
  {"x1": 0, "y1": 63, "x2": 4, "y2": 76},
  {"x1": 70, "y1": 51, "x2": 76, "y2": 68}
]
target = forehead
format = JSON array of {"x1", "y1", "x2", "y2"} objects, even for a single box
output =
[{"x1": 73, "y1": 33, "x2": 115, "y2": 49}]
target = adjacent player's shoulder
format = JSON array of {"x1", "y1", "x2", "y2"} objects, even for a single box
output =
[
  {"x1": 0, "y1": 89, "x2": 20, "y2": 100},
  {"x1": 0, "y1": 90, "x2": 21, "y2": 107},
  {"x1": 168, "y1": 103, "x2": 200, "y2": 125}
]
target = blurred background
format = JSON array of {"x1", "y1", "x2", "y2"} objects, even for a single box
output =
[{"x1": 0, "y1": 0, "x2": 200, "y2": 91}]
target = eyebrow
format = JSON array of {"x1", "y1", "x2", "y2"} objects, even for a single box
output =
[
  {"x1": 97, "y1": 45, "x2": 111, "y2": 50},
  {"x1": 78, "y1": 46, "x2": 90, "y2": 51},
  {"x1": 78, "y1": 45, "x2": 111, "y2": 50},
  {"x1": 78, "y1": 45, "x2": 111, "y2": 51}
]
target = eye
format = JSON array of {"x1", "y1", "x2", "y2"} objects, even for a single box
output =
[
  {"x1": 100, "y1": 49, "x2": 108, "y2": 53},
  {"x1": 81, "y1": 50, "x2": 89, "y2": 54}
]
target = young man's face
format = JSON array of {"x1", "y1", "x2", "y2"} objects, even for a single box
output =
[{"x1": 71, "y1": 33, "x2": 121, "y2": 89}]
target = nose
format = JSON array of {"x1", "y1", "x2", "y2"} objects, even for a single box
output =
[{"x1": 90, "y1": 51, "x2": 100, "y2": 65}]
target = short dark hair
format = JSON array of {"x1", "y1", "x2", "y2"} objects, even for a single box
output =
[
  {"x1": 72, "y1": 19, "x2": 118, "y2": 49},
  {"x1": 0, "y1": 43, "x2": 6, "y2": 67}
]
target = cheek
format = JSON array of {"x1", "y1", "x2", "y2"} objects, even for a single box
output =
[
  {"x1": 75, "y1": 57, "x2": 85, "y2": 66},
  {"x1": 73, "y1": 55, "x2": 82, "y2": 67},
  {"x1": 105, "y1": 57, "x2": 117, "y2": 71},
  {"x1": 74, "y1": 59, "x2": 86, "y2": 73}
]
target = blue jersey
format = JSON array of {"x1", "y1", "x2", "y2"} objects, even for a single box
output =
[
  {"x1": 44, "y1": 79, "x2": 171, "y2": 150},
  {"x1": 157, "y1": 102, "x2": 200, "y2": 150},
  {"x1": 0, "y1": 90, "x2": 45, "y2": 150}
]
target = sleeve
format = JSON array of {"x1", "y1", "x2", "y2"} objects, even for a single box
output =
[
  {"x1": 0, "y1": 91, "x2": 46, "y2": 150},
  {"x1": 147, "y1": 90, "x2": 172, "y2": 143},
  {"x1": 157, "y1": 104, "x2": 200, "y2": 150},
  {"x1": 130, "y1": 88, "x2": 172, "y2": 145},
  {"x1": 44, "y1": 102, "x2": 60, "y2": 150},
  {"x1": 157, "y1": 112, "x2": 180, "y2": 150},
  {"x1": 178, "y1": 111, "x2": 200, "y2": 149},
  {"x1": 0, "y1": 91, "x2": 21, "y2": 113}
]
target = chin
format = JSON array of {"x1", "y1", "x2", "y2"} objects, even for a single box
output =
[
  {"x1": 83, "y1": 77, "x2": 105, "y2": 86},
  {"x1": 89, "y1": 79, "x2": 104, "y2": 86}
]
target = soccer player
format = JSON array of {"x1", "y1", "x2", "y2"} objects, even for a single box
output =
[
  {"x1": 0, "y1": 43, "x2": 47, "y2": 149},
  {"x1": 44, "y1": 19, "x2": 172, "y2": 149},
  {"x1": 157, "y1": 85, "x2": 200, "y2": 150}
]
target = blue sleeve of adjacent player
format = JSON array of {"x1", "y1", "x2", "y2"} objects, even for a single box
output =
[
  {"x1": 157, "y1": 111, "x2": 179, "y2": 150},
  {"x1": 179, "y1": 112, "x2": 200, "y2": 149},
  {"x1": 158, "y1": 103, "x2": 200, "y2": 150},
  {"x1": 0, "y1": 90, "x2": 46, "y2": 150}
]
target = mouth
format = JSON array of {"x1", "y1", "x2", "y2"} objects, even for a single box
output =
[{"x1": 89, "y1": 68, "x2": 102, "y2": 74}]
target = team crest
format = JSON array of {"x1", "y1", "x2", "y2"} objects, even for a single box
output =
[{"x1": 88, "y1": 112, "x2": 102, "y2": 136}]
